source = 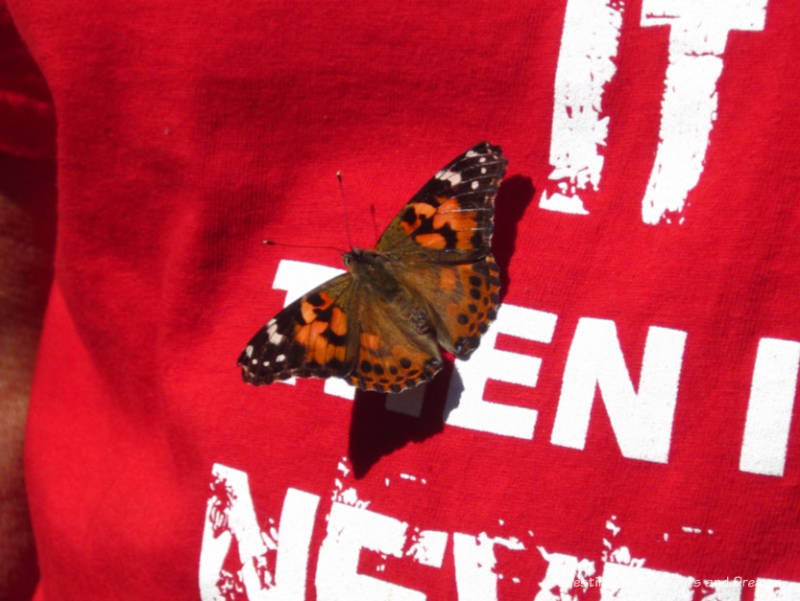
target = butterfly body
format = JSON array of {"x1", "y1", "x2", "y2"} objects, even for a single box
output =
[
  {"x1": 343, "y1": 248, "x2": 404, "y2": 300},
  {"x1": 239, "y1": 142, "x2": 506, "y2": 393}
]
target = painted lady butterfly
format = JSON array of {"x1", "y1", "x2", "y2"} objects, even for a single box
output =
[{"x1": 239, "y1": 141, "x2": 506, "y2": 393}]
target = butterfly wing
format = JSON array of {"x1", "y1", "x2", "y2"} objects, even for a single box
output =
[
  {"x1": 239, "y1": 270, "x2": 442, "y2": 392},
  {"x1": 345, "y1": 289, "x2": 443, "y2": 393},
  {"x1": 238, "y1": 274, "x2": 357, "y2": 385},
  {"x1": 388, "y1": 253, "x2": 501, "y2": 360},
  {"x1": 376, "y1": 141, "x2": 506, "y2": 262}
]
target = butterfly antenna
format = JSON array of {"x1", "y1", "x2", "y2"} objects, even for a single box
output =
[
  {"x1": 337, "y1": 171, "x2": 355, "y2": 250},
  {"x1": 369, "y1": 204, "x2": 379, "y2": 243},
  {"x1": 261, "y1": 239, "x2": 343, "y2": 253}
]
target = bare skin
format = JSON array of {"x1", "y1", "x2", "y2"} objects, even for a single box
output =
[{"x1": 0, "y1": 151, "x2": 56, "y2": 599}]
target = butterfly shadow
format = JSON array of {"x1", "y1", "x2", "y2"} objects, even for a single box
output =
[
  {"x1": 491, "y1": 174, "x2": 536, "y2": 302},
  {"x1": 348, "y1": 362, "x2": 456, "y2": 478},
  {"x1": 348, "y1": 175, "x2": 535, "y2": 478}
]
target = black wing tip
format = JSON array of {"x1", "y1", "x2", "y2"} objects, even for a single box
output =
[
  {"x1": 240, "y1": 369, "x2": 269, "y2": 386},
  {"x1": 238, "y1": 354, "x2": 271, "y2": 386},
  {"x1": 469, "y1": 140, "x2": 504, "y2": 155},
  {"x1": 459, "y1": 142, "x2": 507, "y2": 176}
]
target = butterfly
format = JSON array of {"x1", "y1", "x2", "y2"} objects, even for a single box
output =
[{"x1": 238, "y1": 141, "x2": 506, "y2": 393}]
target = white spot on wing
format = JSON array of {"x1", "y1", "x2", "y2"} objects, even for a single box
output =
[
  {"x1": 268, "y1": 325, "x2": 285, "y2": 344},
  {"x1": 245, "y1": 345, "x2": 254, "y2": 358},
  {"x1": 275, "y1": 353, "x2": 286, "y2": 363},
  {"x1": 435, "y1": 169, "x2": 462, "y2": 185},
  {"x1": 266, "y1": 321, "x2": 284, "y2": 344}
]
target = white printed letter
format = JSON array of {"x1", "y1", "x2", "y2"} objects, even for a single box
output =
[
  {"x1": 316, "y1": 502, "x2": 441, "y2": 601},
  {"x1": 739, "y1": 337, "x2": 800, "y2": 477},
  {"x1": 445, "y1": 304, "x2": 557, "y2": 439},
  {"x1": 453, "y1": 532, "x2": 525, "y2": 601},
  {"x1": 640, "y1": 0, "x2": 768, "y2": 224},
  {"x1": 539, "y1": 0, "x2": 625, "y2": 215},
  {"x1": 199, "y1": 464, "x2": 320, "y2": 601},
  {"x1": 551, "y1": 318, "x2": 687, "y2": 463}
]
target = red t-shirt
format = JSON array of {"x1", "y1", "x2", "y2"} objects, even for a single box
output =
[{"x1": 6, "y1": 0, "x2": 800, "y2": 598}]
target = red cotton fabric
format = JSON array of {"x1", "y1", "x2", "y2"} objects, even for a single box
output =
[{"x1": 7, "y1": 0, "x2": 800, "y2": 599}]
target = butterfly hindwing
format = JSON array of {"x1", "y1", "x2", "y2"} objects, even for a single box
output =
[
  {"x1": 238, "y1": 274, "x2": 356, "y2": 384},
  {"x1": 376, "y1": 141, "x2": 507, "y2": 261},
  {"x1": 346, "y1": 289, "x2": 443, "y2": 393}
]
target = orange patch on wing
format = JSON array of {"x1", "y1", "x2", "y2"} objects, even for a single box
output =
[
  {"x1": 313, "y1": 333, "x2": 329, "y2": 364},
  {"x1": 300, "y1": 300, "x2": 316, "y2": 324},
  {"x1": 412, "y1": 202, "x2": 436, "y2": 217},
  {"x1": 415, "y1": 233, "x2": 447, "y2": 249},
  {"x1": 456, "y1": 230, "x2": 476, "y2": 249},
  {"x1": 330, "y1": 306, "x2": 347, "y2": 336},
  {"x1": 439, "y1": 267, "x2": 457, "y2": 291},
  {"x1": 433, "y1": 197, "x2": 477, "y2": 232},
  {"x1": 360, "y1": 332, "x2": 380, "y2": 351},
  {"x1": 295, "y1": 321, "x2": 329, "y2": 361},
  {"x1": 317, "y1": 291, "x2": 335, "y2": 309}
]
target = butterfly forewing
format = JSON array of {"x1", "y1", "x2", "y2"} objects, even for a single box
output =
[
  {"x1": 376, "y1": 141, "x2": 507, "y2": 261},
  {"x1": 238, "y1": 274, "x2": 357, "y2": 384}
]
